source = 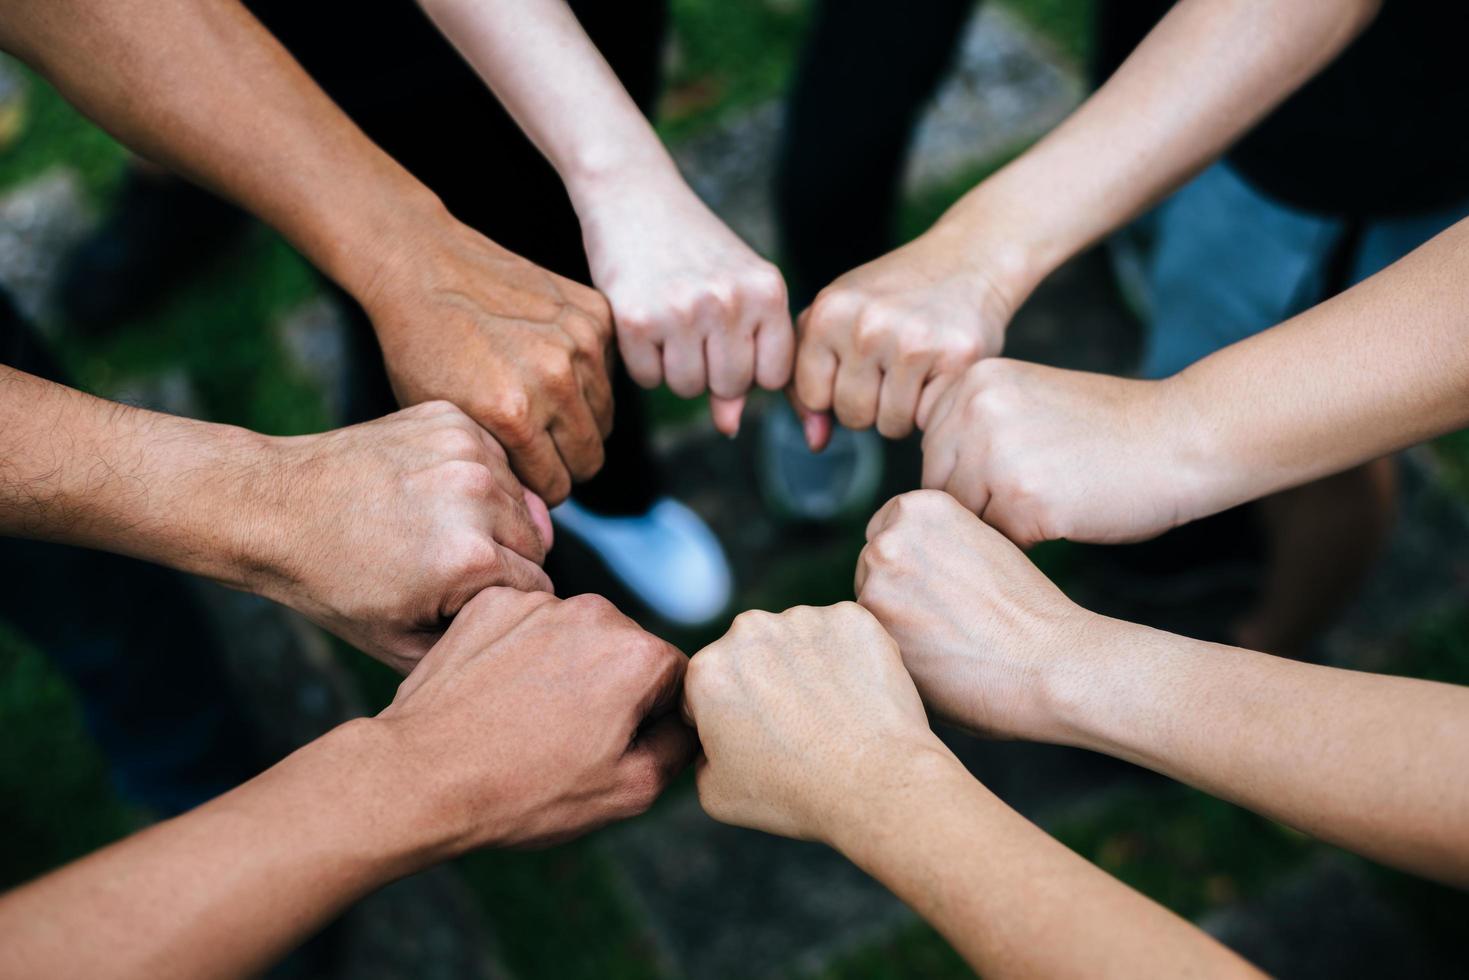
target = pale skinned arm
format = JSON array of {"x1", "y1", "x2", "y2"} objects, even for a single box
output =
[
  {"x1": 857, "y1": 491, "x2": 1469, "y2": 887},
  {"x1": 0, "y1": 365, "x2": 555, "y2": 672},
  {"x1": 920, "y1": 214, "x2": 1469, "y2": 547},
  {"x1": 417, "y1": 0, "x2": 794, "y2": 436},
  {"x1": 795, "y1": 0, "x2": 1381, "y2": 444},
  {"x1": 0, "y1": 589, "x2": 696, "y2": 980},
  {"x1": 684, "y1": 604, "x2": 1259, "y2": 978},
  {"x1": 0, "y1": 0, "x2": 615, "y2": 503}
]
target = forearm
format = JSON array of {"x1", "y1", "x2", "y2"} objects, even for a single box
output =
[
  {"x1": 418, "y1": 0, "x2": 682, "y2": 203},
  {"x1": 0, "y1": 0, "x2": 447, "y2": 305},
  {"x1": 1048, "y1": 617, "x2": 1469, "y2": 886},
  {"x1": 0, "y1": 366, "x2": 285, "y2": 591},
  {"x1": 935, "y1": 0, "x2": 1379, "y2": 297},
  {"x1": 0, "y1": 719, "x2": 434, "y2": 980},
  {"x1": 836, "y1": 751, "x2": 1256, "y2": 978},
  {"x1": 1166, "y1": 215, "x2": 1469, "y2": 516}
]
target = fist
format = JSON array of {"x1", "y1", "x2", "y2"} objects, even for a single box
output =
[
  {"x1": 259, "y1": 400, "x2": 553, "y2": 673},
  {"x1": 856, "y1": 490, "x2": 1089, "y2": 741},
  {"x1": 368, "y1": 222, "x2": 615, "y2": 504},
  {"x1": 921, "y1": 359, "x2": 1210, "y2": 548},
  {"x1": 794, "y1": 229, "x2": 1013, "y2": 443},
  {"x1": 383, "y1": 589, "x2": 697, "y2": 850},
  {"x1": 683, "y1": 603, "x2": 945, "y2": 844}
]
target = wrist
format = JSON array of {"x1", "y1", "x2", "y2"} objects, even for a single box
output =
[
  {"x1": 1041, "y1": 614, "x2": 1156, "y2": 754},
  {"x1": 563, "y1": 142, "x2": 685, "y2": 219},
  {"x1": 1153, "y1": 370, "x2": 1231, "y2": 524},
  {"x1": 827, "y1": 742, "x2": 972, "y2": 864},
  {"x1": 929, "y1": 182, "x2": 1059, "y2": 316}
]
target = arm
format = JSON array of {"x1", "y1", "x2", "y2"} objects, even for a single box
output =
[
  {"x1": 418, "y1": 0, "x2": 793, "y2": 436},
  {"x1": 857, "y1": 491, "x2": 1469, "y2": 887},
  {"x1": 683, "y1": 603, "x2": 1256, "y2": 978},
  {"x1": 0, "y1": 365, "x2": 553, "y2": 672},
  {"x1": 0, "y1": 588, "x2": 695, "y2": 979},
  {"x1": 793, "y1": 0, "x2": 1381, "y2": 444},
  {"x1": 919, "y1": 214, "x2": 1469, "y2": 547},
  {"x1": 0, "y1": 0, "x2": 613, "y2": 502}
]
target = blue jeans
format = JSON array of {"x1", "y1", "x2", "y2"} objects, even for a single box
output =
[{"x1": 1141, "y1": 162, "x2": 1469, "y2": 379}]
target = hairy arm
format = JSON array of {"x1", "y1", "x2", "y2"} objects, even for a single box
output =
[
  {"x1": 0, "y1": 0, "x2": 618, "y2": 502},
  {"x1": 0, "y1": 720, "x2": 427, "y2": 980},
  {"x1": 0, "y1": 365, "x2": 277, "y2": 588},
  {"x1": 418, "y1": 0, "x2": 793, "y2": 434},
  {"x1": 0, "y1": 589, "x2": 694, "y2": 980}
]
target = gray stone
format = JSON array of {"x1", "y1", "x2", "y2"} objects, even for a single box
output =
[
  {"x1": 0, "y1": 168, "x2": 93, "y2": 327},
  {"x1": 277, "y1": 293, "x2": 351, "y2": 423}
]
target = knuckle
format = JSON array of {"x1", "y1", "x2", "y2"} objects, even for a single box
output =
[
  {"x1": 479, "y1": 389, "x2": 536, "y2": 444},
  {"x1": 749, "y1": 265, "x2": 787, "y2": 306}
]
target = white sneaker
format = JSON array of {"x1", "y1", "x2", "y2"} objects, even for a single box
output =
[{"x1": 551, "y1": 497, "x2": 733, "y2": 627}]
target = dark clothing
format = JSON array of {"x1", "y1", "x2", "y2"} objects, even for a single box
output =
[
  {"x1": 252, "y1": 0, "x2": 670, "y2": 515},
  {"x1": 776, "y1": 0, "x2": 974, "y2": 307},
  {"x1": 1095, "y1": 1, "x2": 1469, "y2": 218}
]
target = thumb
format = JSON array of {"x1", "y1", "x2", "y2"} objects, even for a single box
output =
[
  {"x1": 523, "y1": 489, "x2": 554, "y2": 552},
  {"x1": 785, "y1": 386, "x2": 833, "y2": 453},
  {"x1": 710, "y1": 395, "x2": 746, "y2": 438}
]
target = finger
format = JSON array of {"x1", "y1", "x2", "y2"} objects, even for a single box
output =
[
  {"x1": 865, "y1": 493, "x2": 903, "y2": 541},
  {"x1": 832, "y1": 359, "x2": 881, "y2": 431},
  {"x1": 916, "y1": 371, "x2": 962, "y2": 432},
  {"x1": 663, "y1": 334, "x2": 707, "y2": 399},
  {"x1": 524, "y1": 489, "x2": 554, "y2": 552},
  {"x1": 753, "y1": 310, "x2": 796, "y2": 391},
  {"x1": 920, "y1": 428, "x2": 959, "y2": 495},
  {"x1": 470, "y1": 448, "x2": 549, "y2": 563},
  {"x1": 853, "y1": 546, "x2": 872, "y2": 598},
  {"x1": 564, "y1": 315, "x2": 617, "y2": 438},
  {"x1": 628, "y1": 712, "x2": 699, "y2": 779},
  {"x1": 785, "y1": 385, "x2": 833, "y2": 452},
  {"x1": 507, "y1": 428, "x2": 574, "y2": 507},
  {"x1": 875, "y1": 360, "x2": 927, "y2": 439},
  {"x1": 793, "y1": 329, "x2": 838, "y2": 414},
  {"x1": 619, "y1": 714, "x2": 699, "y2": 814},
  {"x1": 705, "y1": 322, "x2": 755, "y2": 402},
  {"x1": 710, "y1": 395, "x2": 746, "y2": 437},
  {"x1": 618, "y1": 333, "x2": 665, "y2": 390},
  {"x1": 548, "y1": 394, "x2": 607, "y2": 485},
  {"x1": 442, "y1": 546, "x2": 554, "y2": 620}
]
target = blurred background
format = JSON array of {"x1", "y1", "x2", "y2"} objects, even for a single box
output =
[{"x1": 1, "y1": 1, "x2": 1467, "y2": 977}]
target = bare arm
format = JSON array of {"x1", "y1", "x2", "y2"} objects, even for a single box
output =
[
  {"x1": 0, "y1": 0, "x2": 616, "y2": 503},
  {"x1": 918, "y1": 214, "x2": 1469, "y2": 548},
  {"x1": 418, "y1": 0, "x2": 793, "y2": 435},
  {"x1": 684, "y1": 604, "x2": 1257, "y2": 978},
  {"x1": 0, "y1": 589, "x2": 695, "y2": 980},
  {"x1": 858, "y1": 491, "x2": 1469, "y2": 888},
  {"x1": 0, "y1": 365, "x2": 554, "y2": 671},
  {"x1": 793, "y1": 0, "x2": 1381, "y2": 444}
]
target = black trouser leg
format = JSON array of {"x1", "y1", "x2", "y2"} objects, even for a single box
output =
[
  {"x1": 776, "y1": 0, "x2": 975, "y2": 307},
  {"x1": 271, "y1": 0, "x2": 670, "y2": 515}
]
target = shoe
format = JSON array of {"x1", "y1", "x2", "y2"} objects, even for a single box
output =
[
  {"x1": 551, "y1": 497, "x2": 733, "y2": 627},
  {"x1": 758, "y1": 403, "x2": 884, "y2": 522},
  {"x1": 56, "y1": 170, "x2": 248, "y2": 332}
]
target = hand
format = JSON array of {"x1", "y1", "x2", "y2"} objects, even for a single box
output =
[
  {"x1": 380, "y1": 588, "x2": 697, "y2": 850},
  {"x1": 921, "y1": 359, "x2": 1213, "y2": 548},
  {"x1": 855, "y1": 490, "x2": 1095, "y2": 741},
  {"x1": 793, "y1": 221, "x2": 1020, "y2": 445},
  {"x1": 575, "y1": 171, "x2": 793, "y2": 436},
  {"x1": 682, "y1": 603, "x2": 949, "y2": 845},
  {"x1": 363, "y1": 218, "x2": 615, "y2": 505},
  {"x1": 250, "y1": 401, "x2": 554, "y2": 673}
]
